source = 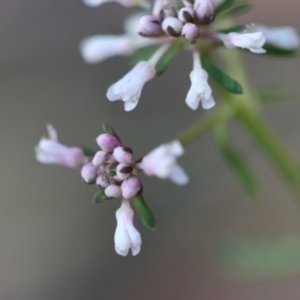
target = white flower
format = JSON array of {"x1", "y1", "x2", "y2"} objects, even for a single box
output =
[
  {"x1": 114, "y1": 199, "x2": 142, "y2": 256},
  {"x1": 222, "y1": 32, "x2": 266, "y2": 53},
  {"x1": 80, "y1": 35, "x2": 134, "y2": 64},
  {"x1": 254, "y1": 24, "x2": 300, "y2": 50},
  {"x1": 35, "y1": 124, "x2": 87, "y2": 168},
  {"x1": 106, "y1": 61, "x2": 156, "y2": 111},
  {"x1": 140, "y1": 140, "x2": 189, "y2": 185},
  {"x1": 186, "y1": 68, "x2": 215, "y2": 110}
]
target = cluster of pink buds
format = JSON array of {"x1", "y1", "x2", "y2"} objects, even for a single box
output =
[
  {"x1": 36, "y1": 124, "x2": 188, "y2": 256},
  {"x1": 80, "y1": 0, "x2": 300, "y2": 112},
  {"x1": 81, "y1": 130, "x2": 142, "y2": 200}
]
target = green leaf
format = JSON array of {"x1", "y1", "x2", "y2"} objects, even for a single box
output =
[
  {"x1": 93, "y1": 190, "x2": 107, "y2": 204},
  {"x1": 133, "y1": 196, "x2": 155, "y2": 229},
  {"x1": 102, "y1": 123, "x2": 121, "y2": 141},
  {"x1": 129, "y1": 44, "x2": 161, "y2": 65},
  {"x1": 213, "y1": 236, "x2": 300, "y2": 279},
  {"x1": 217, "y1": 25, "x2": 246, "y2": 34},
  {"x1": 155, "y1": 42, "x2": 182, "y2": 76},
  {"x1": 79, "y1": 146, "x2": 96, "y2": 157},
  {"x1": 214, "y1": 0, "x2": 235, "y2": 16},
  {"x1": 256, "y1": 85, "x2": 294, "y2": 105},
  {"x1": 214, "y1": 123, "x2": 260, "y2": 196},
  {"x1": 201, "y1": 54, "x2": 243, "y2": 94},
  {"x1": 221, "y1": 3, "x2": 252, "y2": 18},
  {"x1": 264, "y1": 45, "x2": 297, "y2": 57}
]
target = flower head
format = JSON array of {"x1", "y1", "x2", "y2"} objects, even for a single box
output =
[
  {"x1": 221, "y1": 32, "x2": 266, "y2": 53},
  {"x1": 114, "y1": 199, "x2": 142, "y2": 256},
  {"x1": 106, "y1": 61, "x2": 156, "y2": 111},
  {"x1": 140, "y1": 140, "x2": 189, "y2": 185},
  {"x1": 35, "y1": 124, "x2": 87, "y2": 168}
]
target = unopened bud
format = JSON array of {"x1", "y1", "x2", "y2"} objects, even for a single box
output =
[
  {"x1": 121, "y1": 176, "x2": 142, "y2": 199},
  {"x1": 105, "y1": 184, "x2": 122, "y2": 198},
  {"x1": 162, "y1": 17, "x2": 183, "y2": 37},
  {"x1": 92, "y1": 151, "x2": 106, "y2": 167},
  {"x1": 81, "y1": 162, "x2": 97, "y2": 184},
  {"x1": 182, "y1": 23, "x2": 199, "y2": 43},
  {"x1": 178, "y1": 7, "x2": 194, "y2": 23},
  {"x1": 194, "y1": 0, "x2": 215, "y2": 25},
  {"x1": 96, "y1": 133, "x2": 121, "y2": 152},
  {"x1": 113, "y1": 146, "x2": 133, "y2": 164},
  {"x1": 138, "y1": 15, "x2": 163, "y2": 37},
  {"x1": 116, "y1": 163, "x2": 133, "y2": 180},
  {"x1": 96, "y1": 175, "x2": 109, "y2": 188}
]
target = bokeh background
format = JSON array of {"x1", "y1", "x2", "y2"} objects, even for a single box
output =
[{"x1": 1, "y1": 0, "x2": 300, "y2": 299}]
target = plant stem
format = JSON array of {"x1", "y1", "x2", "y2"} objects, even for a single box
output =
[
  {"x1": 218, "y1": 48, "x2": 300, "y2": 200},
  {"x1": 178, "y1": 105, "x2": 233, "y2": 146}
]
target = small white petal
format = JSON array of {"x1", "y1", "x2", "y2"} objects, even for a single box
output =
[{"x1": 169, "y1": 164, "x2": 189, "y2": 185}]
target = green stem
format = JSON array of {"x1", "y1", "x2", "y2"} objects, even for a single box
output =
[
  {"x1": 218, "y1": 48, "x2": 300, "y2": 200},
  {"x1": 178, "y1": 105, "x2": 233, "y2": 146}
]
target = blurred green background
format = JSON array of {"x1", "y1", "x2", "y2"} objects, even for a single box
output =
[{"x1": 1, "y1": 0, "x2": 300, "y2": 299}]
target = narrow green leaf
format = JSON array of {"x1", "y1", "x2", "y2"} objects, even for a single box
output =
[
  {"x1": 102, "y1": 123, "x2": 121, "y2": 141},
  {"x1": 218, "y1": 25, "x2": 246, "y2": 34},
  {"x1": 155, "y1": 42, "x2": 182, "y2": 76},
  {"x1": 214, "y1": 123, "x2": 260, "y2": 196},
  {"x1": 133, "y1": 196, "x2": 155, "y2": 229},
  {"x1": 214, "y1": 0, "x2": 235, "y2": 16},
  {"x1": 129, "y1": 44, "x2": 161, "y2": 65},
  {"x1": 221, "y1": 4, "x2": 252, "y2": 18},
  {"x1": 201, "y1": 54, "x2": 243, "y2": 94},
  {"x1": 93, "y1": 190, "x2": 107, "y2": 204},
  {"x1": 264, "y1": 45, "x2": 297, "y2": 57},
  {"x1": 79, "y1": 146, "x2": 96, "y2": 157},
  {"x1": 213, "y1": 236, "x2": 300, "y2": 279},
  {"x1": 256, "y1": 85, "x2": 294, "y2": 105}
]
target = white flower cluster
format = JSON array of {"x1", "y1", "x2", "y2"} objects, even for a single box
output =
[
  {"x1": 36, "y1": 125, "x2": 188, "y2": 256},
  {"x1": 80, "y1": 0, "x2": 300, "y2": 112}
]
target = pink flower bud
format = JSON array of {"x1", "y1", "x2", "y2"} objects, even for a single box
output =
[
  {"x1": 138, "y1": 15, "x2": 163, "y2": 37},
  {"x1": 162, "y1": 17, "x2": 183, "y2": 37},
  {"x1": 81, "y1": 162, "x2": 97, "y2": 184},
  {"x1": 182, "y1": 23, "x2": 199, "y2": 43},
  {"x1": 113, "y1": 146, "x2": 133, "y2": 164},
  {"x1": 194, "y1": 0, "x2": 215, "y2": 25},
  {"x1": 105, "y1": 184, "x2": 122, "y2": 198},
  {"x1": 116, "y1": 163, "x2": 133, "y2": 181},
  {"x1": 96, "y1": 134, "x2": 121, "y2": 152},
  {"x1": 178, "y1": 7, "x2": 194, "y2": 23},
  {"x1": 96, "y1": 176, "x2": 109, "y2": 188},
  {"x1": 121, "y1": 176, "x2": 142, "y2": 199},
  {"x1": 114, "y1": 199, "x2": 142, "y2": 256},
  {"x1": 92, "y1": 151, "x2": 106, "y2": 167}
]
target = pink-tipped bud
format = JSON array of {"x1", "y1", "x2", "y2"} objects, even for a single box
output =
[
  {"x1": 116, "y1": 163, "x2": 133, "y2": 181},
  {"x1": 96, "y1": 175, "x2": 109, "y2": 188},
  {"x1": 194, "y1": 0, "x2": 215, "y2": 25},
  {"x1": 182, "y1": 23, "x2": 199, "y2": 43},
  {"x1": 162, "y1": 17, "x2": 183, "y2": 37},
  {"x1": 96, "y1": 134, "x2": 121, "y2": 152},
  {"x1": 121, "y1": 176, "x2": 142, "y2": 199},
  {"x1": 113, "y1": 146, "x2": 133, "y2": 164},
  {"x1": 105, "y1": 184, "x2": 122, "y2": 198},
  {"x1": 178, "y1": 7, "x2": 194, "y2": 23},
  {"x1": 138, "y1": 15, "x2": 163, "y2": 37},
  {"x1": 92, "y1": 151, "x2": 106, "y2": 167},
  {"x1": 81, "y1": 162, "x2": 97, "y2": 184}
]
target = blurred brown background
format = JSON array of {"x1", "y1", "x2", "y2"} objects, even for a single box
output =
[{"x1": 1, "y1": 0, "x2": 300, "y2": 299}]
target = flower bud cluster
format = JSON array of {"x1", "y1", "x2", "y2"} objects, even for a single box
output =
[
  {"x1": 137, "y1": 0, "x2": 220, "y2": 43},
  {"x1": 81, "y1": 133, "x2": 142, "y2": 200}
]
